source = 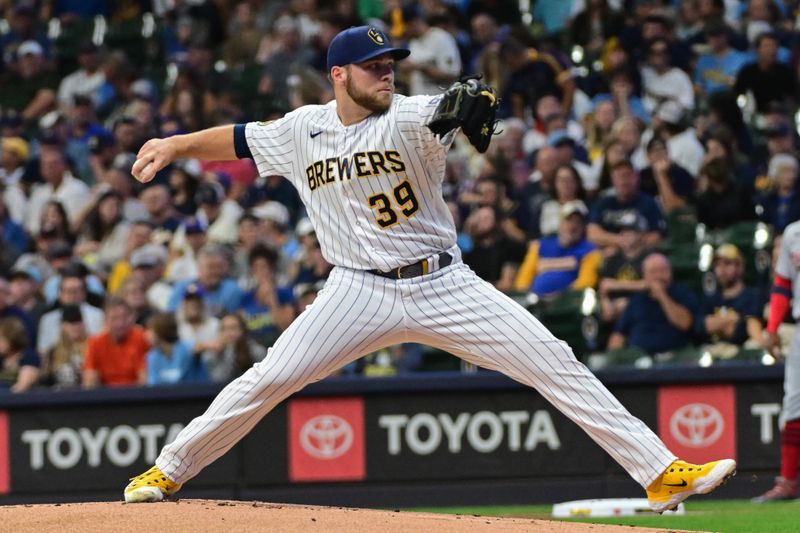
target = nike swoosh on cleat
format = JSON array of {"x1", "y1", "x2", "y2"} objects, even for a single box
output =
[
  {"x1": 310, "y1": 131, "x2": 323, "y2": 138},
  {"x1": 663, "y1": 480, "x2": 688, "y2": 487}
]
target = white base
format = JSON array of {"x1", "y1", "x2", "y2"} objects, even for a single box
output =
[{"x1": 552, "y1": 498, "x2": 685, "y2": 518}]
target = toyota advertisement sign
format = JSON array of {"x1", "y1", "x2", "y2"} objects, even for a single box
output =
[
  {"x1": 288, "y1": 397, "x2": 365, "y2": 482},
  {"x1": 658, "y1": 385, "x2": 737, "y2": 464},
  {"x1": 0, "y1": 376, "x2": 787, "y2": 501}
]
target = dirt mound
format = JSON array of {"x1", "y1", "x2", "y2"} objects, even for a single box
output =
[{"x1": 0, "y1": 499, "x2": 677, "y2": 532}]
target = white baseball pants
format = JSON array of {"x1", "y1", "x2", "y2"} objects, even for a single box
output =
[{"x1": 156, "y1": 259, "x2": 676, "y2": 488}]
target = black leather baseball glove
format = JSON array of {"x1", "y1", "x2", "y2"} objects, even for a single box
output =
[{"x1": 427, "y1": 75, "x2": 499, "y2": 153}]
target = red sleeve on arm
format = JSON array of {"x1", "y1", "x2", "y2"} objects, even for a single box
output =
[{"x1": 767, "y1": 275, "x2": 792, "y2": 333}]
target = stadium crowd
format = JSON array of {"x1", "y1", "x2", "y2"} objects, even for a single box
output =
[{"x1": 0, "y1": 0, "x2": 797, "y2": 391}]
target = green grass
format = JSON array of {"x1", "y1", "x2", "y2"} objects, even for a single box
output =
[{"x1": 411, "y1": 500, "x2": 800, "y2": 532}]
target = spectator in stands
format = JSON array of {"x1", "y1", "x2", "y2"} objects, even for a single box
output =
[
  {"x1": 546, "y1": 129, "x2": 597, "y2": 193},
  {"x1": 168, "y1": 244, "x2": 242, "y2": 317},
  {"x1": 638, "y1": 136, "x2": 695, "y2": 213},
  {"x1": 514, "y1": 201, "x2": 601, "y2": 298},
  {"x1": 222, "y1": 2, "x2": 262, "y2": 68},
  {"x1": 82, "y1": 298, "x2": 148, "y2": 388},
  {"x1": 73, "y1": 190, "x2": 132, "y2": 273},
  {"x1": 38, "y1": 200, "x2": 75, "y2": 245},
  {"x1": 40, "y1": 305, "x2": 87, "y2": 389},
  {"x1": 597, "y1": 219, "x2": 652, "y2": 325},
  {"x1": 757, "y1": 154, "x2": 800, "y2": 234},
  {"x1": 695, "y1": 244, "x2": 765, "y2": 348},
  {"x1": 0, "y1": 276, "x2": 37, "y2": 347},
  {"x1": 118, "y1": 277, "x2": 154, "y2": 327},
  {"x1": 588, "y1": 159, "x2": 665, "y2": 254},
  {"x1": 257, "y1": 16, "x2": 314, "y2": 113},
  {"x1": 236, "y1": 245, "x2": 295, "y2": 348},
  {"x1": 607, "y1": 253, "x2": 699, "y2": 355},
  {"x1": 641, "y1": 38, "x2": 694, "y2": 114},
  {"x1": 25, "y1": 148, "x2": 91, "y2": 236},
  {"x1": 653, "y1": 101, "x2": 705, "y2": 177},
  {"x1": 693, "y1": 19, "x2": 750, "y2": 97},
  {"x1": 0, "y1": 136, "x2": 30, "y2": 225},
  {"x1": 0, "y1": 317, "x2": 40, "y2": 392},
  {"x1": 167, "y1": 217, "x2": 208, "y2": 282},
  {"x1": 168, "y1": 165, "x2": 199, "y2": 217},
  {"x1": 176, "y1": 283, "x2": 221, "y2": 357},
  {"x1": 400, "y1": 6, "x2": 462, "y2": 96},
  {"x1": 0, "y1": 40, "x2": 57, "y2": 122},
  {"x1": 499, "y1": 37, "x2": 573, "y2": 120},
  {"x1": 7, "y1": 264, "x2": 46, "y2": 323},
  {"x1": 202, "y1": 313, "x2": 267, "y2": 384},
  {"x1": 57, "y1": 42, "x2": 105, "y2": 109},
  {"x1": 194, "y1": 181, "x2": 242, "y2": 245},
  {"x1": 0, "y1": 6, "x2": 49, "y2": 64},
  {"x1": 139, "y1": 184, "x2": 182, "y2": 239},
  {"x1": 734, "y1": 32, "x2": 796, "y2": 114},
  {"x1": 534, "y1": 164, "x2": 587, "y2": 238},
  {"x1": 0, "y1": 186, "x2": 28, "y2": 265},
  {"x1": 106, "y1": 220, "x2": 156, "y2": 294},
  {"x1": 232, "y1": 212, "x2": 263, "y2": 289},
  {"x1": 251, "y1": 201, "x2": 297, "y2": 282},
  {"x1": 695, "y1": 158, "x2": 755, "y2": 230},
  {"x1": 519, "y1": 146, "x2": 558, "y2": 237},
  {"x1": 38, "y1": 269, "x2": 105, "y2": 355},
  {"x1": 145, "y1": 312, "x2": 208, "y2": 386},
  {"x1": 462, "y1": 206, "x2": 526, "y2": 291}
]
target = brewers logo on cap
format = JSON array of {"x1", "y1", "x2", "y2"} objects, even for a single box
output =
[{"x1": 367, "y1": 28, "x2": 384, "y2": 45}]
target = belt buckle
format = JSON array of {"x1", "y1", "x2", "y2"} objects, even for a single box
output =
[{"x1": 396, "y1": 266, "x2": 404, "y2": 279}]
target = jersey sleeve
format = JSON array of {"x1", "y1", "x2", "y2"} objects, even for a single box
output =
[
  {"x1": 398, "y1": 94, "x2": 457, "y2": 149},
  {"x1": 234, "y1": 112, "x2": 299, "y2": 178}
]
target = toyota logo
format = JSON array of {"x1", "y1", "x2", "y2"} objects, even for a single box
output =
[
  {"x1": 300, "y1": 415, "x2": 353, "y2": 459},
  {"x1": 669, "y1": 403, "x2": 724, "y2": 448}
]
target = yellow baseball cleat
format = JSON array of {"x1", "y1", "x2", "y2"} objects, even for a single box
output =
[
  {"x1": 124, "y1": 465, "x2": 182, "y2": 503},
  {"x1": 646, "y1": 459, "x2": 737, "y2": 513}
]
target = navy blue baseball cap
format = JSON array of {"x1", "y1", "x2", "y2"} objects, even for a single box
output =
[{"x1": 327, "y1": 26, "x2": 410, "y2": 71}]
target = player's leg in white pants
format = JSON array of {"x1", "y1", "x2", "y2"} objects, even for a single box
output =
[
  {"x1": 403, "y1": 263, "x2": 677, "y2": 489},
  {"x1": 783, "y1": 328, "x2": 800, "y2": 422},
  {"x1": 156, "y1": 267, "x2": 405, "y2": 483}
]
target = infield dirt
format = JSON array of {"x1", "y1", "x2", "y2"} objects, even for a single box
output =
[{"x1": 0, "y1": 499, "x2": 691, "y2": 532}]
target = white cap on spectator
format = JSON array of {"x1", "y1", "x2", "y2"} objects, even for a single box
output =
[
  {"x1": 655, "y1": 101, "x2": 684, "y2": 125},
  {"x1": 560, "y1": 200, "x2": 589, "y2": 220},
  {"x1": 768, "y1": 153, "x2": 798, "y2": 179},
  {"x1": 130, "y1": 244, "x2": 168, "y2": 268},
  {"x1": 747, "y1": 21, "x2": 774, "y2": 45},
  {"x1": 295, "y1": 217, "x2": 315, "y2": 237},
  {"x1": 18, "y1": 40, "x2": 43, "y2": 57},
  {"x1": 252, "y1": 201, "x2": 290, "y2": 227}
]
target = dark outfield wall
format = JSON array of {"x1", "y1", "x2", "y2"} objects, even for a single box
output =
[{"x1": 0, "y1": 365, "x2": 785, "y2": 506}]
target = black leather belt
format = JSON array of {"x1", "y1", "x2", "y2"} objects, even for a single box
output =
[{"x1": 370, "y1": 252, "x2": 453, "y2": 280}]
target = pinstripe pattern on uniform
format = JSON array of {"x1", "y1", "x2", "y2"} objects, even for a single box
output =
[
  {"x1": 157, "y1": 268, "x2": 406, "y2": 481},
  {"x1": 244, "y1": 96, "x2": 457, "y2": 271},
  {"x1": 399, "y1": 263, "x2": 675, "y2": 487}
]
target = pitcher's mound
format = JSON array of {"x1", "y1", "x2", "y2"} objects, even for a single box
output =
[{"x1": 0, "y1": 499, "x2": 679, "y2": 532}]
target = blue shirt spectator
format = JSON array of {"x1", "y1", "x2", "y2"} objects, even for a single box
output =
[
  {"x1": 588, "y1": 160, "x2": 665, "y2": 253},
  {"x1": 147, "y1": 340, "x2": 208, "y2": 386},
  {"x1": 166, "y1": 245, "x2": 243, "y2": 317},
  {"x1": 694, "y1": 21, "x2": 751, "y2": 95},
  {"x1": 695, "y1": 244, "x2": 764, "y2": 346},
  {"x1": 609, "y1": 253, "x2": 698, "y2": 355},
  {"x1": 236, "y1": 286, "x2": 295, "y2": 348}
]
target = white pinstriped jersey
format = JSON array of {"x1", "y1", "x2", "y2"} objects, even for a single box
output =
[
  {"x1": 241, "y1": 94, "x2": 456, "y2": 271},
  {"x1": 775, "y1": 220, "x2": 800, "y2": 319}
]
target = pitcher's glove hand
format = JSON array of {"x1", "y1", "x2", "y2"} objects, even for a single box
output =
[{"x1": 427, "y1": 75, "x2": 499, "y2": 153}]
